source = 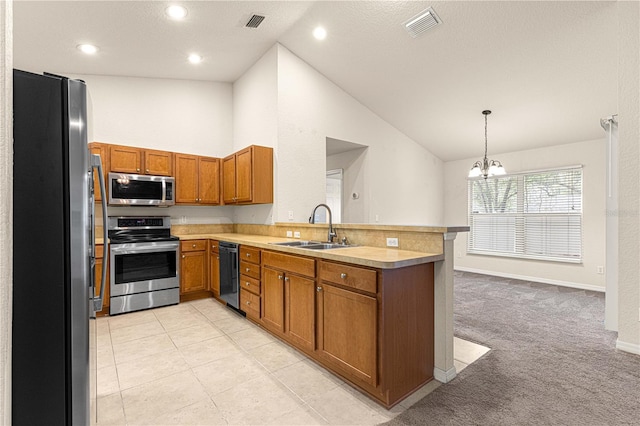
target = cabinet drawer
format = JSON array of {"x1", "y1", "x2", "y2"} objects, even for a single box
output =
[
  {"x1": 240, "y1": 246, "x2": 261, "y2": 264},
  {"x1": 209, "y1": 240, "x2": 219, "y2": 254},
  {"x1": 240, "y1": 274, "x2": 261, "y2": 296},
  {"x1": 319, "y1": 261, "x2": 377, "y2": 294},
  {"x1": 240, "y1": 260, "x2": 261, "y2": 280},
  {"x1": 240, "y1": 288, "x2": 260, "y2": 320},
  {"x1": 262, "y1": 251, "x2": 315, "y2": 278},
  {"x1": 181, "y1": 240, "x2": 207, "y2": 252}
]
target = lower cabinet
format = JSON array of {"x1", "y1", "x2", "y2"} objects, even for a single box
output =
[
  {"x1": 95, "y1": 244, "x2": 110, "y2": 316},
  {"x1": 261, "y1": 267, "x2": 285, "y2": 332},
  {"x1": 316, "y1": 283, "x2": 377, "y2": 387},
  {"x1": 250, "y1": 249, "x2": 435, "y2": 409},
  {"x1": 261, "y1": 251, "x2": 316, "y2": 351},
  {"x1": 209, "y1": 240, "x2": 220, "y2": 299},
  {"x1": 180, "y1": 240, "x2": 208, "y2": 300}
]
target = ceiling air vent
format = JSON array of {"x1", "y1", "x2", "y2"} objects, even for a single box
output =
[
  {"x1": 403, "y1": 7, "x2": 442, "y2": 38},
  {"x1": 245, "y1": 14, "x2": 265, "y2": 28}
]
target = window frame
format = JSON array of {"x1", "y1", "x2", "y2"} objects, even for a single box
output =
[{"x1": 467, "y1": 165, "x2": 583, "y2": 264}]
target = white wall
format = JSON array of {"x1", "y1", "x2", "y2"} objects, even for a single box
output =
[
  {"x1": 72, "y1": 74, "x2": 236, "y2": 224},
  {"x1": 72, "y1": 74, "x2": 233, "y2": 158},
  {"x1": 327, "y1": 147, "x2": 368, "y2": 223},
  {"x1": 231, "y1": 45, "x2": 278, "y2": 225},
  {"x1": 444, "y1": 139, "x2": 606, "y2": 291},
  {"x1": 276, "y1": 44, "x2": 444, "y2": 225},
  {"x1": 616, "y1": 0, "x2": 640, "y2": 353}
]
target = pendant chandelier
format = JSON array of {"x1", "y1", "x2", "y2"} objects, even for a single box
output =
[{"x1": 468, "y1": 110, "x2": 506, "y2": 179}]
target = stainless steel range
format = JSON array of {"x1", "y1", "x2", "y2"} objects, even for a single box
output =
[{"x1": 108, "y1": 216, "x2": 180, "y2": 315}]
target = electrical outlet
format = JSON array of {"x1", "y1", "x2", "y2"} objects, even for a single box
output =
[
  {"x1": 597, "y1": 266, "x2": 604, "y2": 274},
  {"x1": 286, "y1": 230, "x2": 293, "y2": 237},
  {"x1": 294, "y1": 231, "x2": 301, "y2": 239},
  {"x1": 375, "y1": 215, "x2": 379, "y2": 223},
  {"x1": 386, "y1": 237, "x2": 399, "y2": 247},
  {"x1": 288, "y1": 210, "x2": 294, "y2": 221}
]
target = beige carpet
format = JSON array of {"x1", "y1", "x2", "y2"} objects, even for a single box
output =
[{"x1": 382, "y1": 272, "x2": 640, "y2": 426}]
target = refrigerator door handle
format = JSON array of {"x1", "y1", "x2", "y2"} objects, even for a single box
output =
[{"x1": 91, "y1": 154, "x2": 108, "y2": 313}]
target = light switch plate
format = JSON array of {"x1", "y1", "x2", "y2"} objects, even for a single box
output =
[
  {"x1": 286, "y1": 230, "x2": 293, "y2": 237},
  {"x1": 294, "y1": 231, "x2": 301, "y2": 239},
  {"x1": 288, "y1": 210, "x2": 294, "y2": 221},
  {"x1": 386, "y1": 237, "x2": 399, "y2": 247}
]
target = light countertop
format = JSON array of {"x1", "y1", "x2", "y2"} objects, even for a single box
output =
[{"x1": 176, "y1": 233, "x2": 444, "y2": 269}]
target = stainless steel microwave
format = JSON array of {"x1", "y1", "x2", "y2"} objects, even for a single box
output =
[{"x1": 108, "y1": 173, "x2": 175, "y2": 206}]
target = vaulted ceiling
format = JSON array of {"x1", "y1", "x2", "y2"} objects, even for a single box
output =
[{"x1": 13, "y1": 1, "x2": 619, "y2": 161}]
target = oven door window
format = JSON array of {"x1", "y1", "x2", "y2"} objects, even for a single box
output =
[
  {"x1": 114, "y1": 251, "x2": 177, "y2": 284},
  {"x1": 112, "y1": 179, "x2": 164, "y2": 200}
]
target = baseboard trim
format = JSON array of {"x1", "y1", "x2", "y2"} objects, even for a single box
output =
[
  {"x1": 455, "y1": 266, "x2": 605, "y2": 293},
  {"x1": 616, "y1": 339, "x2": 640, "y2": 355},
  {"x1": 433, "y1": 366, "x2": 457, "y2": 383}
]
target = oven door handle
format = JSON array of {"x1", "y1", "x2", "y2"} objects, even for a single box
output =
[
  {"x1": 111, "y1": 243, "x2": 179, "y2": 254},
  {"x1": 91, "y1": 154, "x2": 108, "y2": 313}
]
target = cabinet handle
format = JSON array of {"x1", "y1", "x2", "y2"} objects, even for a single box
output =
[
  {"x1": 284, "y1": 277, "x2": 290, "y2": 282},
  {"x1": 136, "y1": 168, "x2": 140, "y2": 172},
  {"x1": 145, "y1": 169, "x2": 149, "y2": 173},
  {"x1": 216, "y1": 256, "x2": 219, "y2": 259},
  {"x1": 182, "y1": 255, "x2": 185, "y2": 259},
  {"x1": 246, "y1": 301, "x2": 251, "y2": 306},
  {"x1": 278, "y1": 275, "x2": 283, "y2": 280},
  {"x1": 316, "y1": 286, "x2": 322, "y2": 292},
  {"x1": 192, "y1": 244, "x2": 196, "y2": 248},
  {"x1": 340, "y1": 273, "x2": 347, "y2": 279},
  {"x1": 246, "y1": 267, "x2": 250, "y2": 272},
  {"x1": 246, "y1": 253, "x2": 251, "y2": 257},
  {"x1": 245, "y1": 282, "x2": 250, "y2": 287}
]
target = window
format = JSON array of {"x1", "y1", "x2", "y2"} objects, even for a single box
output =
[{"x1": 468, "y1": 167, "x2": 582, "y2": 263}]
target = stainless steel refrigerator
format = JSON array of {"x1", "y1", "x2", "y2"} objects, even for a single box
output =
[{"x1": 12, "y1": 69, "x2": 108, "y2": 425}]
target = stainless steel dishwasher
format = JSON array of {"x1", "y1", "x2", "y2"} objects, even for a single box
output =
[{"x1": 219, "y1": 242, "x2": 239, "y2": 309}]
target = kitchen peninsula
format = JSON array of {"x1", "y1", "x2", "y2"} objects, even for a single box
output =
[{"x1": 174, "y1": 222, "x2": 467, "y2": 408}]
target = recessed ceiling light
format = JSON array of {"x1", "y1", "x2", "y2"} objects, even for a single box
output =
[
  {"x1": 188, "y1": 54, "x2": 203, "y2": 64},
  {"x1": 166, "y1": 5, "x2": 188, "y2": 20},
  {"x1": 313, "y1": 26, "x2": 327, "y2": 40},
  {"x1": 77, "y1": 44, "x2": 98, "y2": 55}
]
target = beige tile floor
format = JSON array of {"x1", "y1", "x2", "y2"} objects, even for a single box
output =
[{"x1": 96, "y1": 299, "x2": 489, "y2": 425}]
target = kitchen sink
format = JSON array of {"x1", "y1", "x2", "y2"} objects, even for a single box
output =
[
  {"x1": 270, "y1": 240, "x2": 322, "y2": 246},
  {"x1": 269, "y1": 241, "x2": 353, "y2": 250}
]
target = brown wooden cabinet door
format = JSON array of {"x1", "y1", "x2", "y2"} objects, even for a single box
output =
[
  {"x1": 144, "y1": 149, "x2": 173, "y2": 176},
  {"x1": 262, "y1": 267, "x2": 285, "y2": 333},
  {"x1": 317, "y1": 283, "x2": 377, "y2": 387},
  {"x1": 175, "y1": 154, "x2": 198, "y2": 204},
  {"x1": 180, "y1": 250, "x2": 207, "y2": 294},
  {"x1": 110, "y1": 145, "x2": 142, "y2": 174},
  {"x1": 287, "y1": 274, "x2": 316, "y2": 351},
  {"x1": 235, "y1": 147, "x2": 252, "y2": 202},
  {"x1": 198, "y1": 157, "x2": 220, "y2": 205},
  {"x1": 222, "y1": 154, "x2": 236, "y2": 203},
  {"x1": 89, "y1": 143, "x2": 109, "y2": 202},
  {"x1": 210, "y1": 250, "x2": 220, "y2": 298}
]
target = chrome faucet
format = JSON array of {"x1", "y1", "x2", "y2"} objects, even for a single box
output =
[{"x1": 309, "y1": 203, "x2": 337, "y2": 243}]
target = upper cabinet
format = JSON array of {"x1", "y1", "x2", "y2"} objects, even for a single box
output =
[
  {"x1": 174, "y1": 154, "x2": 220, "y2": 205},
  {"x1": 222, "y1": 145, "x2": 273, "y2": 205},
  {"x1": 110, "y1": 145, "x2": 173, "y2": 176},
  {"x1": 89, "y1": 142, "x2": 273, "y2": 207}
]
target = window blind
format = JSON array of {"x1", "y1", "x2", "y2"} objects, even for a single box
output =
[{"x1": 468, "y1": 167, "x2": 583, "y2": 263}]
